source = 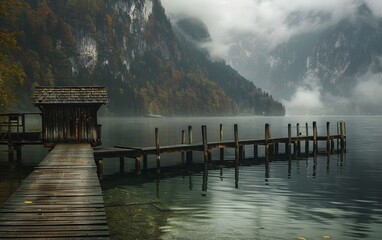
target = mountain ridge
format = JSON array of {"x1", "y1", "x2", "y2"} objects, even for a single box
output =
[{"x1": 1, "y1": 0, "x2": 285, "y2": 116}]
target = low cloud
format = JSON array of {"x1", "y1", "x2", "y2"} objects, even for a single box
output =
[
  {"x1": 282, "y1": 87, "x2": 324, "y2": 115},
  {"x1": 162, "y1": 0, "x2": 369, "y2": 57},
  {"x1": 354, "y1": 72, "x2": 382, "y2": 106}
]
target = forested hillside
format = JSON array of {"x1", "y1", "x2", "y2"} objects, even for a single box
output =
[{"x1": 0, "y1": 0, "x2": 285, "y2": 116}]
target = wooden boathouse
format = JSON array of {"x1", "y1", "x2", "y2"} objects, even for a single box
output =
[
  {"x1": 1, "y1": 87, "x2": 110, "y2": 238},
  {"x1": 33, "y1": 86, "x2": 108, "y2": 147}
]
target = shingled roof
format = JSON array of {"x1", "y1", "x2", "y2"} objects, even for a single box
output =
[{"x1": 33, "y1": 86, "x2": 108, "y2": 104}]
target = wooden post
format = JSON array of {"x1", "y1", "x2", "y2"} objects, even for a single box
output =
[
  {"x1": 135, "y1": 155, "x2": 141, "y2": 175},
  {"x1": 202, "y1": 125, "x2": 208, "y2": 163},
  {"x1": 181, "y1": 130, "x2": 186, "y2": 165},
  {"x1": 313, "y1": 121, "x2": 318, "y2": 152},
  {"x1": 235, "y1": 164, "x2": 239, "y2": 189},
  {"x1": 96, "y1": 159, "x2": 104, "y2": 179},
  {"x1": 119, "y1": 156, "x2": 125, "y2": 174},
  {"x1": 202, "y1": 126, "x2": 209, "y2": 193},
  {"x1": 305, "y1": 123, "x2": 309, "y2": 154},
  {"x1": 202, "y1": 161, "x2": 208, "y2": 193},
  {"x1": 339, "y1": 121, "x2": 345, "y2": 150},
  {"x1": 234, "y1": 124, "x2": 239, "y2": 163},
  {"x1": 265, "y1": 123, "x2": 273, "y2": 155},
  {"x1": 326, "y1": 122, "x2": 331, "y2": 153},
  {"x1": 155, "y1": 128, "x2": 160, "y2": 175},
  {"x1": 219, "y1": 124, "x2": 224, "y2": 162},
  {"x1": 187, "y1": 126, "x2": 193, "y2": 165},
  {"x1": 286, "y1": 123, "x2": 291, "y2": 156},
  {"x1": 264, "y1": 123, "x2": 269, "y2": 160},
  {"x1": 296, "y1": 123, "x2": 301, "y2": 155}
]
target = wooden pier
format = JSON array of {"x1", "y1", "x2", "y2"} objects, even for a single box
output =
[
  {"x1": 94, "y1": 121, "x2": 347, "y2": 176},
  {"x1": 0, "y1": 144, "x2": 109, "y2": 239}
]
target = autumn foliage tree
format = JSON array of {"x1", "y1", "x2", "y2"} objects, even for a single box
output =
[{"x1": 0, "y1": 0, "x2": 26, "y2": 112}]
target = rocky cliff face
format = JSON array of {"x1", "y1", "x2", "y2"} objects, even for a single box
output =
[
  {"x1": 10, "y1": 0, "x2": 285, "y2": 116},
  {"x1": 222, "y1": 3, "x2": 382, "y2": 114}
]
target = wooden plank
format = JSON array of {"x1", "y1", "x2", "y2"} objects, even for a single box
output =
[{"x1": 0, "y1": 144, "x2": 109, "y2": 239}]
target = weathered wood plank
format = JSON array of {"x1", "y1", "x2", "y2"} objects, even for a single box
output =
[{"x1": 0, "y1": 144, "x2": 109, "y2": 239}]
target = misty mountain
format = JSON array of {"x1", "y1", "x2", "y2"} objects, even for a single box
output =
[
  {"x1": 173, "y1": 3, "x2": 382, "y2": 115},
  {"x1": 7, "y1": 0, "x2": 284, "y2": 116}
]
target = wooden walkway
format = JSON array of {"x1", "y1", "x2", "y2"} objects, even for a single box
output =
[
  {"x1": 0, "y1": 144, "x2": 109, "y2": 239},
  {"x1": 94, "y1": 122, "x2": 347, "y2": 175}
]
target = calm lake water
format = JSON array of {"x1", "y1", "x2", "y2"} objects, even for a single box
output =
[{"x1": 1, "y1": 116, "x2": 382, "y2": 239}]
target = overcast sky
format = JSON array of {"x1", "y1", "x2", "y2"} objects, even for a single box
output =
[{"x1": 161, "y1": 0, "x2": 382, "y2": 57}]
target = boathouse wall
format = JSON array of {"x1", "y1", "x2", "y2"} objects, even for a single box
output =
[{"x1": 33, "y1": 86, "x2": 108, "y2": 147}]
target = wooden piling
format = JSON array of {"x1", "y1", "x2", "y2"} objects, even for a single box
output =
[
  {"x1": 339, "y1": 121, "x2": 345, "y2": 150},
  {"x1": 265, "y1": 123, "x2": 270, "y2": 157},
  {"x1": 286, "y1": 123, "x2": 292, "y2": 156},
  {"x1": 326, "y1": 122, "x2": 331, "y2": 153},
  {"x1": 296, "y1": 123, "x2": 301, "y2": 155},
  {"x1": 155, "y1": 128, "x2": 160, "y2": 175},
  {"x1": 181, "y1": 130, "x2": 186, "y2": 164},
  {"x1": 313, "y1": 121, "x2": 318, "y2": 152},
  {"x1": 187, "y1": 126, "x2": 193, "y2": 164},
  {"x1": 135, "y1": 155, "x2": 141, "y2": 175},
  {"x1": 220, "y1": 124, "x2": 224, "y2": 162},
  {"x1": 234, "y1": 124, "x2": 239, "y2": 163},
  {"x1": 96, "y1": 159, "x2": 104, "y2": 179},
  {"x1": 305, "y1": 123, "x2": 309, "y2": 154},
  {"x1": 202, "y1": 125, "x2": 208, "y2": 163}
]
